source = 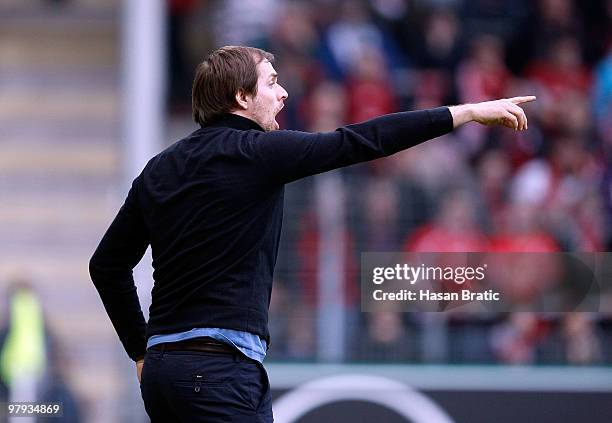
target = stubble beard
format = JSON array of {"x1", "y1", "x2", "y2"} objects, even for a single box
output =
[
  {"x1": 264, "y1": 119, "x2": 278, "y2": 132},
  {"x1": 253, "y1": 104, "x2": 278, "y2": 132}
]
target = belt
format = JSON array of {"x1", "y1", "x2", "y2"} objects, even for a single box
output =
[{"x1": 149, "y1": 337, "x2": 239, "y2": 356}]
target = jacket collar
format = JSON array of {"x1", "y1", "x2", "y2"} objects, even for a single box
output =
[{"x1": 202, "y1": 113, "x2": 265, "y2": 132}]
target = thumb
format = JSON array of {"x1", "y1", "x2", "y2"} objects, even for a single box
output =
[{"x1": 136, "y1": 360, "x2": 144, "y2": 383}]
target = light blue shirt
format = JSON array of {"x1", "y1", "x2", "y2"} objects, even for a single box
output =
[{"x1": 146, "y1": 328, "x2": 267, "y2": 363}]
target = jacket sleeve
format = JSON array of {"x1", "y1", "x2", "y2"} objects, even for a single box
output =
[
  {"x1": 249, "y1": 107, "x2": 453, "y2": 184},
  {"x1": 89, "y1": 178, "x2": 149, "y2": 362}
]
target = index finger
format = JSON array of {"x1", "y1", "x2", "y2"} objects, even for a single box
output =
[{"x1": 510, "y1": 96, "x2": 537, "y2": 104}]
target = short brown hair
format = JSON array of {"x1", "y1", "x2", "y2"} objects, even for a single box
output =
[{"x1": 192, "y1": 46, "x2": 275, "y2": 126}]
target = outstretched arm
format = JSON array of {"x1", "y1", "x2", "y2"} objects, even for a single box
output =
[
  {"x1": 449, "y1": 96, "x2": 536, "y2": 130},
  {"x1": 248, "y1": 96, "x2": 537, "y2": 184}
]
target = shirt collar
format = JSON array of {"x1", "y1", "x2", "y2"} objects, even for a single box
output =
[{"x1": 202, "y1": 113, "x2": 265, "y2": 132}]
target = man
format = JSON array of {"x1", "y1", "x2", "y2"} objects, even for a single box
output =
[{"x1": 89, "y1": 45, "x2": 534, "y2": 422}]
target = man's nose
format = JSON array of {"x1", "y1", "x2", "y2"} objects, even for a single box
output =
[{"x1": 278, "y1": 85, "x2": 288, "y2": 100}]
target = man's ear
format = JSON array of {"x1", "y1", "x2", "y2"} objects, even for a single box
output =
[{"x1": 235, "y1": 89, "x2": 249, "y2": 110}]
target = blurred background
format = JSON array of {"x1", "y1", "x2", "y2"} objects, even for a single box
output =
[{"x1": 0, "y1": 0, "x2": 611, "y2": 422}]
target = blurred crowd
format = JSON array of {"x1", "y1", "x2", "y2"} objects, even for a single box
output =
[{"x1": 169, "y1": 0, "x2": 612, "y2": 365}]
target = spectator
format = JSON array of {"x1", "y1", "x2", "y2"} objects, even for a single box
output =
[
  {"x1": 295, "y1": 211, "x2": 359, "y2": 312},
  {"x1": 212, "y1": 0, "x2": 280, "y2": 46},
  {"x1": 268, "y1": 0, "x2": 323, "y2": 129},
  {"x1": 0, "y1": 282, "x2": 47, "y2": 405},
  {"x1": 358, "y1": 177, "x2": 401, "y2": 251},
  {"x1": 477, "y1": 149, "x2": 512, "y2": 233},
  {"x1": 353, "y1": 311, "x2": 418, "y2": 362},
  {"x1": 527, "y1": 35, "x2": 592, "y2": 135},
  {"x1": 456, "y1": 34, "x2": 511, "y2": 103},
  {"x1": 531, "y1": 0, "x2": 585, "y2": 61},
  {"x1": 411, "y1": 8, "x2": 463, "y2": 107},
  {"x1": 415, "y1": 8, "x2": 463, "y2": 71},
  {"x1": 346, "y1": 46, "x2": 398, "y2": 123},
  {"x1": 0, "y1": 281, "x2": 83, "y2": 421},
  {"x1": 593, "y1": 42, "x2": 612, "y2": 126},
  {"x1": 318, "y1": 0, "x2": 405, "y2": 80},
  {"x1": 403, "y1": 189, "x2": 488, "y2": 253},
  {"x1": 491, "y1": 312, "x2": 550, "y2": 364},
  {"x1": 562, "y1": 313, "x2": 602, "y2": 365}
]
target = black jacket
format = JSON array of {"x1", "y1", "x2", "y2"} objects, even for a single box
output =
[{"x1": 89, "y1": 109, "x2": 453, "y2": 361}]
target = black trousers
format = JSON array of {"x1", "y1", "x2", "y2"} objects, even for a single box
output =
[{"x1": 140, "y1": 345, "x2": 273, "y2": 422}]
